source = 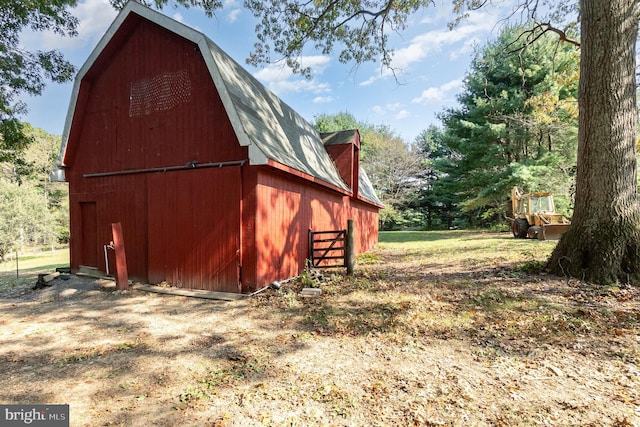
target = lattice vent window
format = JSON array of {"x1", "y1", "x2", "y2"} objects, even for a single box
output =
[{"x1": 129, "y1": 70, "x2": 192, "y2": 118}]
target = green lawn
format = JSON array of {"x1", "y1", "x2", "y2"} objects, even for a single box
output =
[
  {"x1": 378, "y1": 229, "x2": 555, "y2": 259},
  {"x1": 0, "y1": 248, "x2": 70, "y2": 291}
]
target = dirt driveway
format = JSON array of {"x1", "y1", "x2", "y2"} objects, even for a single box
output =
[{"x1": 1, "y1": 232, "x2": 639, "y2": 426}]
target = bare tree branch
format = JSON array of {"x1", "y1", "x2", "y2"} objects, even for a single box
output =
[{"x1": 536, "y1": 22, "x2": 581, "y2": 47}]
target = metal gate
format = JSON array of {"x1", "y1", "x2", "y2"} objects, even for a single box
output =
[{"x1": 308, "y1": 229, "x2": 346, "y2": 268}]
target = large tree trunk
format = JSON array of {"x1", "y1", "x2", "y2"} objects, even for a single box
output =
[{"x1": 548, "y1": 0, "x2": 640, "y2": 284}]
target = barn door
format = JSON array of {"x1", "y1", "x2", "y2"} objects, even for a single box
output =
[
  {"x1": 147, "y1": 166, "x2": 241, "y2": 292},
  {"x1": 79, "y1": 202, "x2": 98, "y2": 267}
]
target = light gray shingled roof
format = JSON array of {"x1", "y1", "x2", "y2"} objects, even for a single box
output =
[
  {"x1": 358, "y1": 168, "x2": 383, "y2": 206},
  {"x1": 205, "y1": 39, "x2": 349, "y2": 192}
]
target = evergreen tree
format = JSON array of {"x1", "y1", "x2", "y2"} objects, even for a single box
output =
[
  {"x1": 435, "y1": 25, "x2": 579, "y2": 226},
  {"x1": 412, "y1": 126, "x2": 459, "y2": 229}
]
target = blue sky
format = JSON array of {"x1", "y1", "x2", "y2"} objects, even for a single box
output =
[{"x1": 20, "y1": 0, "x2": 511, "y2": 143}]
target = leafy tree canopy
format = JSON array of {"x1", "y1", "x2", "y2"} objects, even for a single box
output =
[{"x1": 0, "y1": 0, "x2": 77, "y2": 163}]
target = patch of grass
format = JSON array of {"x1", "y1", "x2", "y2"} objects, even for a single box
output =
[
  {"x1": 311, "y1": 383, "x2": 355, "y2": 417},
  {"x1": 178, "y1": 385, "x2": 209, "y2": 404},
  {"x1": 399, "y1": 307, "x2": 476, "y2": 338},
  {"x1": 466, "y1": 289, "x2": 540, "y2": 312},
  {"x1": 516, "y1": 259, "x2": 547, "y2": 274},
  {"x1": 0, "y1": 249, "x2": 69, "y2": 273},
  {"x1": 177, "y1": 356, "x2": 273, "y2": 408},
  {"x1": 378, "y1": 230, "x2": 555, "y2": 268},
  {"x1": 0, "y1": 276, "x2": 36, "y2": 294},
  {"x1": 278, "y1": 288, "x2": 301, "y2": 308},
  {"x1": 59, "y1": 340, "x2": 143, "y2": 365},
  {"x1": 379, "y1": 230, "x2": 472, "y2": 244},
  {"x1": 318, "y1": 231, "x2": 619, "y2": 355},
  {"x1": 356, "y1": 252, "x2": 382, "y2": 264},
  {"x1": 311, "y1": 299, "x2": 407, "y2": 335},
  {"x1": 199, "y1": 366, "x2": 244, "y2": 388},
  {"x1": 346, "y1": 276, "x2": 377, "y2": 292},
  {"x1": 299, "y1": 262, "x2": 318, "y2": 288},
  {"x1": 0, "y1": 249, "x2": 70, "y2": 293}
]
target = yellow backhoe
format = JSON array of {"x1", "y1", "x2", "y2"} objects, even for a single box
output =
[{"x1": 508, "y1": 187, "x2": 571, "y2": 240}]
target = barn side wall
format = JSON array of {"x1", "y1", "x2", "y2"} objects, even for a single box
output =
[
  {"x1": 240, "y1": 165, "x2": 259, "y2": 292},
  {"x1": 252, "y1": 167, "x2": 379, "y2": 288},
  {"x1": 64, "y1": 17, "x2": 247, "y2": 291}
]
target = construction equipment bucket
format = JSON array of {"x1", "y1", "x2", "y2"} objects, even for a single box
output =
[{"x1": 539, "y1": 224, "x2": 570, "y2": 240}]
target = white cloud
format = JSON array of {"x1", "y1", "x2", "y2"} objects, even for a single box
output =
[
  {"x1": 254, "y1": 56, "x2": 332, "y2": 95},
  {"x1": 392, "y1": 10, "x2": 499, "y2": 71},
  {"x1": 371, "y1": 102, "x2": 408, "y2": 117},
  {"x1": 413, "y1": 87, "x2": 442, "y2": 103},
  {"x1": 223, "y1": 0, "x2": 241, "y2": 22},
  {"x1": 386, "y1": 102, "x2": 403, "y2": 112},
  {"x1": 449, "y1": 37, "x2": 480, "y2": 60},
  {"x1": 226, "y1": 9, "x2": 242, "y2": 23},
  {"x1": 300, "y1": 55, "x2": 332, "y2": 73},
  {"x1": 418, "y1": 0, "x2": 458, "y2": 25},
  {"x1": 412, "y1": 78, "x2": 463, "y2": 104},
  {"x1": 172, "y1": 13, "x2": 184, "y2": 23},
  {"x1": 313, "y1": 96, "x2": 335, "y2": 103},
  {"x1": 394, "y1": 110, "x2": 411, "y2": 120},
  {"x1": 359, "y1": 76, "x2": 379, "y2": 87},
  {"x1": 24, "y1": 0, "x2": 117, "y2": 51},
  {"x1": 269, "y1": 78, "x2": 331, "y2": 95},
  {"x1": 441, "y1": 79, "x2": 463, "y2": 91},
  {"x1": 361, "y1": 7, "x2": 502, "y2": 85}
]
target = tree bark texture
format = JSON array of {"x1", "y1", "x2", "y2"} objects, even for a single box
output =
[{"x1": 549, "y1": 0, "x2": 640, "y2": 284}]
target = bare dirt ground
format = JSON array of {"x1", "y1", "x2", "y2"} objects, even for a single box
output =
[{"x1": 0, "y1": 232, "x2": 639, "y2": 426}]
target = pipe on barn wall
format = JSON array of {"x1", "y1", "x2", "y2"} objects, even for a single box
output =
[
  {"x1": 83, "y1": 160, "x2": 246, "y2": 178},
  {"x1": 103, "y1": 242, "x2": 114, "y2": 275},
  {"x1": 246, "y1": 275, "x2": 298, "y2": 297}
]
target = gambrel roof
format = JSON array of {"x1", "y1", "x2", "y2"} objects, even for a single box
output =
[{"x1": 54, "y1": 0, "x2": 381, "y2": 206}]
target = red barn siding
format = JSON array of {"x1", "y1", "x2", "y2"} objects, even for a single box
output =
[
  {"x1": 323, "y1": 132, "x2": 361, "y2": 198},
  {"x1": 239, "y1": 166, "x2": 259, "y2": 292},
  {"x1": 324, "y1": 144, "x2": 354, "y2": 189},
  {"x1": 147, "y1": 167, "x2": 241, "y2": 292},
  {"x1": 78, "y1": 201, "x2": 97, "y2": 267},
  {"x1": 348, "y1": 199, "x2": 379, "y2": 252},
  {"x1": 253, "y1": 168, "x2": 379, "y2": 287}
]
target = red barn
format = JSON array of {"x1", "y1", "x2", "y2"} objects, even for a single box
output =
[{"x1": 52, "y1": 2, "x2": 382, "y2": 293}]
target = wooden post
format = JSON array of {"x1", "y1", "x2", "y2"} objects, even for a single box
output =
[
  {"x1": 308, "y1": 228, "x2": 313, "y2": 267},
  {"x1": 111, "y1": 222, "x2": 129, "y2": 290},
  {"x1": 346, "y1": 219, "x2": 354, "y2": 275}
]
